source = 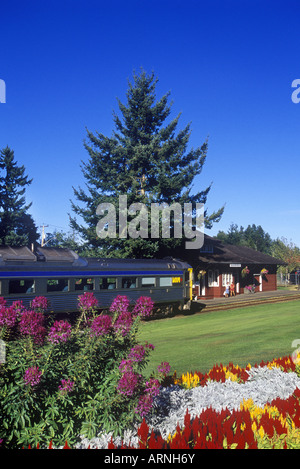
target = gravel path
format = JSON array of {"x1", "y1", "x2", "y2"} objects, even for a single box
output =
[{"x1": 76, "y1": 366, "x2": 300, "y2": 448}]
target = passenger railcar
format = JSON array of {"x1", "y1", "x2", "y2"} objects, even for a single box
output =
[{"x1": 0, "y1": 246, "x2": 193, "y2": 315}]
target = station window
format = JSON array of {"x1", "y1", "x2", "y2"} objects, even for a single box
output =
[
  {"x1": 141, "y1": 277, "x2": 156, "y2": 287},
  {"x1": 99, "y1": 277, "x2": 117, "y2": 290},
  {"x1": 75, "y1": 278, "x2": 94, "y2": 291},
  {"x1": 122, "y1": 277, "x2": 137, "y2": 289},
  {"x1": 208, "y1": 270, "x2": 219, "y2": 287},
  {"x1": 222, "y1": 273, "x2": 233, "y2": 286},
  {"x1": 9, "y1": 279, "x2": 35, "y2": 294},
  {"x1": 47, "y1": 278, "x2": 69, "y2": 293}
]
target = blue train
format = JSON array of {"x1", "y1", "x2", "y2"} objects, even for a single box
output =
[{"x1": 0, "y1": 246, "x2": 193, "y2": 315}]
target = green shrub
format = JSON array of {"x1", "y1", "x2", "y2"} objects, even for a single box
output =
[{"x1": 0, "y1": 293, "x2": 165, "y2": 448}]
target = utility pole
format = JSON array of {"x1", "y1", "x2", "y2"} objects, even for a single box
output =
[{"x1": 40, "y1": 224, "x2": 49, "y2": 247}]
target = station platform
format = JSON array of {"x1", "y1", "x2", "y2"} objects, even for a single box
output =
[{"x1": 191, "y1": 289, "x2": 300, "y2": 313}]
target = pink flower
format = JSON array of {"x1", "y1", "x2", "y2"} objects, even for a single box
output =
[
  {"x1": 145, "y1": 378, "x2": 160, "y2": 397},
  {"x1": 118, "y1": 358, "x2": 133, "y2": 373},
  {"x1": 135, "y1": 394, "x2": 154, "y2": 417},
  {"x1": 11, "y1": 300, "x2": 25, "y2": 315},
  {"x1": 58, "y1": 378, "x2": 75, "y2": 395},
  {"x1": 128, "y1": 344, "x2": 146, "y2": 363},
  {"x1": 48, "y1": 320, "x2": 72, "y2": 345},
  {"x1": 0, "y1": 297, "x2": 6, "y2": 307},
  {"x1": 78, "y1": 292, "x2": 98, "y2": 313},
  {"x1": 31, "y1": 296, "x2": 49, "y2": 313},
  {"x1": 127, "y1": 343, "x2": 154, "y2": 363},
  {"x1": 23, "y1": 366, "x2": 42, "y2": 388},
  {"x1": 90, "y1": 315, "x2": 112, "y2": 337},
  {"x1": 0, "y1": 305, "x2": 18, "y2": 329},
  {"x1": 113, "y1": 310, "x2": 133, "y2": 337},
  {"x1": 117, "y1": 370, "x2": 141, "y2": 396},
  {"x1": 132, "y1": 297, "x2": 154, "y2": 318},
  {"x1": 19, "y1": 310, "x2": 46, "y2": 345},
  {"x1": 109, "y1": 295, "x2": 130, "y2": 314},
  {"x1": 157, "y1": 361, "x2": 171, "y2": 377}
]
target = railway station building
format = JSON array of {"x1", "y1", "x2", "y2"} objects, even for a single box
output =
[{"x1": 182, "y1": 235, "x2": 285, "y2": 300}]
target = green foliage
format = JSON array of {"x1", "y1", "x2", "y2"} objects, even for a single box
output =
[
  {"x1": 70, "y1": 69, "x2": 224, "y2": 258},
  {"x1": 216, "y1": 223, "x2": 273, "y2": 255},
  {"x1": 0, "y1": 294, "x2": 159, "y2": 448},
  {"x1": 0, "y1": 146, "x2": 39, "y2": 246},
  {"x1": 271, "y1": 236, "x2": 300, "y2": 273}
]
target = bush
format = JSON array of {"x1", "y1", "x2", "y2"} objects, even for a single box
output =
[{"x1": 0, "y1": 293, "x2": 166, "y2": 449}]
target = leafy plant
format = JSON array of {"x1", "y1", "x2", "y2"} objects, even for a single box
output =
[{"x1": 0, "y1": 293, "x2": 166, "y2": 448}]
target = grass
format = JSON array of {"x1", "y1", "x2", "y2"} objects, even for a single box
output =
[{"x1": 138, "y1": 299, "x2": 300, "y2": 376}]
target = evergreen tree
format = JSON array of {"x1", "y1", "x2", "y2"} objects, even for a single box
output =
[
  {"x1": 216, "y1": 223, "x2": 273, "y2": 255},
  {"x1": 0, "y1": 146, "x2": 38, "y2": 246},
  {"x1": 70, "y1": 70, "x2": 223, "y2": 258}
]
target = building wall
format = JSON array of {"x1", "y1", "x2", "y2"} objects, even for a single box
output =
[{"x1": 193, "y1": 264, "x2": 278, "y2": 299}]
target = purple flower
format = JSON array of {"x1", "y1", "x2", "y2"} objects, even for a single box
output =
[
  {"x1": 0, "y1": 297, "x2": 6, "y2": 307},
  {"x1": 127, "y1": 344, "x2": 146, "y2": 363},
  {"x1": 157, "y1": 361, "x2": 171, "y2": 377},
  {"x1": 58, "y1": 378, "x2": 75, "y2": 395},
  {"x1": 90, "y1": 314, "x2": 112, "y2": 337},
  {"x1": 135, "y1": 394, "x2": 154, "y2": 417},
  {"x1": 19, "y1": 310, "x2": 46, "y2": 345},
  {"x1": 118, "y1": 358, "x2": 133, "y2": 373},
  {"x1": 109, "y1": 295, "x2": 130, "y2": 315},
  {"x1": 23, "y1": 366, "x2": 42, "y2": 388},
  {"x1": 11, "y1": 300, "x2": 25, "y2": 314},
  {"x1": 132, "y1": 297, "x2": 154, "y2": 318},
  {"x1": 78, "y1": 292, "x2": 98, "y2": 313},
  {"x1": 113, "y1": 310, "x2": 133, "y2": 337},
  {"x1": 117, "y1": 370, "x2": 141, "y2": 396},
  {"x1": 0, "y1": 305, "x2": 18, "y2": 329},
  {"x1": 31, "y1": 296, "x2": 49, "y2": 313},
  {"x1": 144, "y1": 378, "x2": 160, "y2": 397},
  {"x1": 48, "y1": 320, "x2": 72, "y2": 345}
]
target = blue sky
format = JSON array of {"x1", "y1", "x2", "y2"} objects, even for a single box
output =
[{"x1": 1, "y1": 0, "x2": 300, "y2": 247}]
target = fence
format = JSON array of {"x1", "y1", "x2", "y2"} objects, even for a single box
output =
[{"x1": 277, "y1": 273, "x2": 300, "y2": 288}]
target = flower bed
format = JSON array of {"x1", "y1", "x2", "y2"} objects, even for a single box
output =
[
  {"x1": 3, "y1": 292, "x2": 300, "y2": 450},
  {"x1": 22, "y1": 355, "x2": 300, "y2": 449},
  {"x1": 104, "y1": 356, "x2": 300, "y2": 449}
]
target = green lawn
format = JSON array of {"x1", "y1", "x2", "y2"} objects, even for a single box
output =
[{"x1": 138, "y1": 300, "x2": 300, "y2": 376}]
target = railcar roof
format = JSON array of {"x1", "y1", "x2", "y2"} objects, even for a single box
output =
[
  {"x1": 0, "y1": 246, "x2": 36, "y2": 262},
  {"x1": 84, "y1": 257, "x2": 190, "y2": 270},
  {"x1": 0, "y1": 246, "x2": 191, "y2": 270}
]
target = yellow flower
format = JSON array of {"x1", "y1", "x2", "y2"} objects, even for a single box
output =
[
  {"x1": 251, "y1": 421, "x2": 257, "y2": 433},
  {"x1": 258, "y1": 426, "x2": 265, "y2": 439}
]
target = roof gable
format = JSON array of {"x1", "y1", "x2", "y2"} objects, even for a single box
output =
[{"x1": 184, "y1": 234, "x2": 285, "y2": 266}]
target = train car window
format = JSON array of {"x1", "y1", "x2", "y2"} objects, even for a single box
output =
[
  {"x1": 9, "y1": 279, "x2": 35, "y2": 294},
  {"x1": 99, "y1": 277, "x2": 117, "y2": 290},
  {"x1": 47, "y1": 279, "x2": 69, "y2": 293},
  {"x1": 122, "y1": 277, "x2": 137, "y2": 289},
  {"x1": 159, "y1": 277, "x2": 173, "y2": 287},
  {"x1": 75, "y1": 278, "x2": 94, "y2": 291},
  {"x1": 141, "y1": 277, "x2": 156, "y2": 287}
]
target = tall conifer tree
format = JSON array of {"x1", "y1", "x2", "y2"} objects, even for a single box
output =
[
  {"x1": 0, "y1": 146, "x2": 38, "y2": 246},
  {"x1": 70, "y1": 70, "x2": 223, "y2": 257}
]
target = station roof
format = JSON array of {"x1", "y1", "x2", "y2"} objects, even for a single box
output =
[{"x1": 183, "y1": 235, "x2": 286, "y2": 267}]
